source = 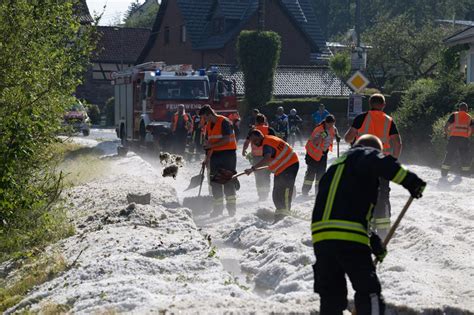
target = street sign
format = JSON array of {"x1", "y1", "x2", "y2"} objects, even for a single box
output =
[
  {"x1": 347, "y1": 93, "x2": 363, "y2": 119},
  {"x1": 347, "y1": 71, "x2": 369, "y2": 92}
]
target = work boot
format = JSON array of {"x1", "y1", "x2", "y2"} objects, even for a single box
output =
[
  {"x1": 273, "y1": 214, "x2": 286, "y2": 224},
  {"x1": 210, "y1": 208, "x2": 223, "y2": 218},
  {"x1": 226, "y1": 195, "x2": 237, "y2": 217},
  {"x1": 441, "y1": 169, "x2": 448, "y2": 177}
]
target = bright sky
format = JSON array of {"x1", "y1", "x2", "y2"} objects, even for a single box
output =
[{"x1": 86, "y1": 0, "x2": 146, "y2": 26}]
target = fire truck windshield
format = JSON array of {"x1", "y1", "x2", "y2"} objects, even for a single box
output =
[{"x1": 155, "y1": 79, "x2": 209, "y2": 100}]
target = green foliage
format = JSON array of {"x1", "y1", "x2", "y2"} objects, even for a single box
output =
[
  {"x1": 329, "y1": 52, "x2": 351, "y2": 79},
  {"x1": 392, "y1": 77, "x2": 474, "y2": 162},
  {"x1": 124, "y1": 0, "x2": 159, "y2": 28},
  {"x1": 237, "y1": 31, "x2": 281, "y2": 109},
  {"x1": 0, "y1": 1, "x2": 94, "y2": 258},
  {"x1": 86, "y1": 103, "x2": 100, "y2": 125},
  {"x1": 0, "y1": 251, "x2": 67, "y2": 312},
  {"x1": 312, "y1": 0, "x2": 474, "y2": 39},
  {"x1": 105, "y1": 97, "x2": 115, "y2": 126},
  {"x1": 365, "y1": 16, "x2": 450, "y2": 92}
]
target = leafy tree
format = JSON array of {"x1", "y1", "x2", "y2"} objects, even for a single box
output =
[
  {"x1": 237, "y1": 31, "x2": 281, "y2": 110},
  {"x1": 124, "y1": 0, "x2": 159, "y2": 29},
  {"x1": 364, "y1": 16, "x2": 450, "y2": 92},
  {"x1": 329, "y1": 52, "x2": 351, "y2": 94},
  {"x1": 312, "y1": 0, "x2": 474, "y2": 40},
  {"x1": 0, "y1": 0, "x2": 95, "y2": 258}
]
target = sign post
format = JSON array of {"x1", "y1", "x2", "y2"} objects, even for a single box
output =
[{"x1": 347, "y1": 93, "x2": 363, "y2": 120}]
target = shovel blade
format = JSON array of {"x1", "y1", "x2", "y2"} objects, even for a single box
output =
[{"x1": 185, "y1": 173, "x2": 204, "y2": 191}]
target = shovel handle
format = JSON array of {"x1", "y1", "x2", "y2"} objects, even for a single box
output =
[
  {"x1": 232, "y1": 166, "x2": 268, "y2": 179},
  {"x1": 374, "y1": 196, "x2": 415, "y2": 266}
]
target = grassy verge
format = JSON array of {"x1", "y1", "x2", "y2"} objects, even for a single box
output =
[{"x1": 0, "y1": 251, "x2": 67, "y2": 312}]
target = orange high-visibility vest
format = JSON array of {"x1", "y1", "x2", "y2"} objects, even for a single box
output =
[
  {"x1": 251, "y1": 124, "x2": 269, "y2": 156},
  {"x1": 172, "y1": 112, "x2": 191, "y2": 132},
  {"x1": 262, "y1": 135, "x2": 298, "y2": 176},
  {"x1": 449, "y1": 111, "x2": 472, "y2": 138},
  {"x1": 357, "y1": 110, "x2": 393, "y2": 155},
  {"x1": 305, "y1": 125, "x2": 335, "y2": 162},
  {"x1": 206, "y1": 115, "x2": 237, "y2": 151}
]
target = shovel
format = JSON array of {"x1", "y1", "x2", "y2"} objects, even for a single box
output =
[
  {"x1": 212, "y1": 166, "x2": 269, "y2": 185},
  {"x1": 185, "y1": 163, "x2": 206, "y2": 191},
  {"x1": 373, "y1": 196, "x2": 415, "y2": 266},
  {"x1": 182, "y1": 164, "x2": 213, "y2": 215}
]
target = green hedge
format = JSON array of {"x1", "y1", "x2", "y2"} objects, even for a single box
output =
[{"x1": 237, "y1": 30, "x2": 281, "y2": 109}]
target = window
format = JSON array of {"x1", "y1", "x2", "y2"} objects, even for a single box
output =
[
  {"x1": 155, "y1": 79, "x2": 209, "y2": 100},
  {"x1": 180, "y1": 25, "x2": 186, "y2": 43},
  {"x1": 164, "y1": 26, "x2": 170, "y2": 45}
]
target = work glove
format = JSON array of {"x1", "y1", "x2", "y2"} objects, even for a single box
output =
[
  {"x1": 402, "y1": 173, "x2": 427, "y2": 199},
  {"x1": 335, "y1": 135, "x2": 341, "y2": 143},
  {"x1": 370, "y1": 233, "x2": 387, "y2": 263}
]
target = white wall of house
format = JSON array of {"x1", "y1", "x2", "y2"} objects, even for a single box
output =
[{"x1": 467, "y1": 44, "x2": 474, "y2": 83}]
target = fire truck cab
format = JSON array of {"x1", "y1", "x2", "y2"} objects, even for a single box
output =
[{"x1": 113, "y1": 62, "x2": 239, "y2": 150}]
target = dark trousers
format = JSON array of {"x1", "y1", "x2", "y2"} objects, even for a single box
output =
[
  {"x1": 273, "y1": 162, "x2": 299, "y2": 216},
  {"x1": 313, "y1": 241, "x2": 385, "y2": 315},
  {"x1": 373, "y1": 178, "x2": 391, "y2": 240},
  {"x1": 442, "y1": 136, "x2": 471, "y2": 175},
  {"x1": 302, "y1": 153, "x2": 328, "y2": 195},
  {"x1": 210, "y1": 150, "x2": 237, "y2": 213},
  {"x1": 173, "y1": 130, "x2": 188, "y2": 155}
]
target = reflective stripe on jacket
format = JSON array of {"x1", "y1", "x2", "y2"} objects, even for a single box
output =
[
  {"x1": 305, "y1": 125, "x2": 335, "y2": 161},
  {"x1": 449, "y1": 111, "x2": 472, "y2": 138},
  {"x1": 251, "y1": 124, "x2": 269, "y2": 156},
  {"x1": 311, "y1": 147, "x2": 411, "y2": 246},
  {"x1": 262, "y1": 135, "x2": 298, "y2": 176},
  {"x1": 357, "y1": 110, "x2": 393, "y2": 155},
  {"x1": 206, "y1": 115, "x2": 237, "y2": 151}
]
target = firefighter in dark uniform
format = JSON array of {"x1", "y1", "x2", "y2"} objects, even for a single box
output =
[
  {"x1": 200, "y1": 105, "x2": 238, "y2": 217},
  {"x1": 245, "y1": 130, "x2": 299, "y2": 222},
  {"x1": 441, "y1": 102, "x2": 473, "y2": 177},
  {"x1": 242, "y1": 114, "x2": 276, "y2": 201},
  {"x1": 344, "y1": 93, "x2": 402, "y2": 240},
  {"x1": 171, "y1": 104, "x2": 192, "y2": 155},
  {"x1": 312, "y1": 134, "x2": 426, "y2": 315}
]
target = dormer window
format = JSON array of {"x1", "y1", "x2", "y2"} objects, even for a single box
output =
[{"x1": 212, "y1": 18, "x2": 225, "y2": 34}]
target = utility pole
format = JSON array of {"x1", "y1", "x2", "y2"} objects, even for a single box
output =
[
  {"x1": 258, "y1": 0, "x2": 265, "y2": 31},
  {"x1": 355, "y1": 0, "x2": 361, "y2": 48}
]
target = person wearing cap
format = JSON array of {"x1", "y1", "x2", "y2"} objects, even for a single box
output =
[
  {"x1": 311, "y1": 134, "x2": 426, "y2": 315},
  {"x1": 441, "y1": 102, "x2": 473, "y2": 177},
  {"x1": 171, "y1": 104, "x2": 192, "y2": 155}
]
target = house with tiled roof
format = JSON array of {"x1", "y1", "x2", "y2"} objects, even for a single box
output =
[
  {"x1": 76, "y1": 26, "x2": 151, "y2": 106},
  {"x1": 75, "y1": 0, "x2": 94, "y2": 25},
  {"x1": 138, "y1": 0, "x2": 331, "y2": 67},
  {"x1": 444, "y1": 25, "x2": 474, "y2": 84}
]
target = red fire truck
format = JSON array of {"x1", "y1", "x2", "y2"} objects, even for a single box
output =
[{"x1": 113, "y1": 62, "x2": 239, "y2": 150}]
